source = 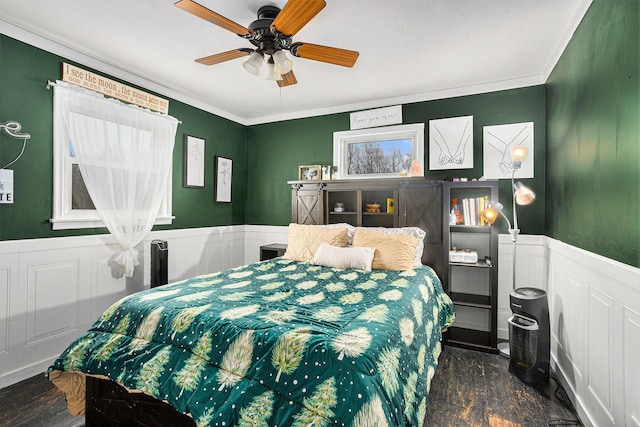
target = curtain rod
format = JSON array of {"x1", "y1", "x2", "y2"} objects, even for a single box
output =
[{"x1": 45, "y1": 81, "x2": 182, "y2": 123}]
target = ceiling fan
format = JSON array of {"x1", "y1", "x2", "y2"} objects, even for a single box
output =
[{"x1": 175, "y1": 0, "x2": 359, "y2": 87}]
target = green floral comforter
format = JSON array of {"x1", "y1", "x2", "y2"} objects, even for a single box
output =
[{"x1": 49, "y1": 258, "x2": 455, "y2": 426}]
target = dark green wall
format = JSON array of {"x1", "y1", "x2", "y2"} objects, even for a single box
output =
[
  {"x1": 0, "y1": 35, "x2": 247, "y2": 240},
  {"x1": 546, "y1": 0, "x2": 639, "y2": 267},
  {"x1": 246, "y1": 86, "x2": 546, "y2": 236}
]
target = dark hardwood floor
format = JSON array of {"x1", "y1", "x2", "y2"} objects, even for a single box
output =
[{"x1": 0, "y1": 345, "x2": 581, "y2": 427}]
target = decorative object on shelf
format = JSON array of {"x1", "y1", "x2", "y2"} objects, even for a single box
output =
[
  {"x1": 298, "y1": 164, "x2": 321, "y2": 181},
  {"x1": 215, "y1": 156, "x2": 233, "y2": 203},
  {"x1": 1, "y1": 120, "x2": 31, "y2": 205},
  {"x1": 321, "y1": 165, "x2": 332, "y2": 180},
  {"x1": 183, "y1": 134, "x2": 206, "y2": 188},
  {"x1": 483, "y1": 122, "x2": 534, "y2": 179},
  {"x1": 365, "y1": 203, "x2": 380, "y2": 213},
  {"x1": 481, "y1": 145, "x2": 536, "y2": 358},
  {"x1": 386, "y1": 198, "x2": 394, "y2": 214},
  {"x1": 334, "y1": 202, "x2": 345, "y2": 212},
  {"x1": 428, "y1": 115, "x2": 474, "y2": 170}
]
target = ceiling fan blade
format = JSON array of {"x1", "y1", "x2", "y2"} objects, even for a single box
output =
[
  {"x1": 277, "y1": 70, "x2": 298, "y2": 87},
  {"x1": 195, "y1": 48, "x2": 253, "y2": 66},
  {"x1": 271, "y1": 0, "x2": 326, "y2": 37},
  {"x1": 175, "y1": 0, "x2": 252, "y2": 37},
  {"x1": 290, "y1": 42, "x2": 359, "y2": 67}
]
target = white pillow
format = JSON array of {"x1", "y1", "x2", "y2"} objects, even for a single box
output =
[
  {"x1": 312, "y1": 243, "x2": 375, "y2": 272},
  {"x1": 365, "y1": 227, "x2": 426, "y2": 267}
]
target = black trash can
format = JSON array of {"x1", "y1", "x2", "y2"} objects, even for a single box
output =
[{"x1": 508, "y1": 287, "x2": 549, "y2": 383}]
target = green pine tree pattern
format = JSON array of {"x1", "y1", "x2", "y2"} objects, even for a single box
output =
[
  {"x1": 296, "y1": 280, "x2": 318, "y2": 290},
  {"x1": 189, "y1": 278, "x2": 223, "y2": 288},
  {"x1": 237, "y1": 390, "x2": 275, "y2": 427},
  {"x1": 417, "y1": 344, "x2": 426, "y2": 374},
  {"x1": 130, "y1": 307, "x2": 163, "y2": 351},
  {"x1": 332, "y1": 327, "x2": 372, "y2": 360},
  {"x1": 260, "y1": 307, "x2": 297, "y2": 324},
  {"x1": 400, "y1": 270, "x2": 417, "y2": 277},
  {"x1": 340, "y1": 292, "x2": 363, "y2": 304},
  {"x1": 260, "y1": 281, "x2": 284, "y2": 290},
  {"x1": 177, "y1": 290, "x2": 214, "y2": 302},
  {"x1": 339, "y1": 272, "x2": 359, "y2": 281},
  {"x1": 228, "y1": 270, "x2": 254, "y2": 279},
  {"x1": 62, "y1": 335, "x2": 94, "y2": 371},
  {"x1": 93, "y1": 314, "x2": 131, "y2": 367},
  {"x1": 291, "y1": 377, "x2": 337, "y2": 427},
  {"x1": 416, "y1": 397, "x2": 427, "y2": 426},
  {"x1": 378, "y1": 289, "x2": 403, "y2": 301},
  {"x1": 195, "y1": 406, "x2": 217, "y2": 427},
  {"x1": 256, "y1": 273, "x2": 279, "y2": 281},
  {"x1": 357, "y1": 304, "x2": 389, "y2": 323},
  {"x1": 279, "y1": 264, "x2": 297, "y2": 272},
  {"x1": 287, "y1": 272, "x2": 307, "y2": 280},
  {"x1": 174, "y1": 330, "x2": 213, "y2": 395},
  {"x1": 317, "y1": 271, "x2": 334, "y2": 280},
  {"x1": 403, "y1": 371, "x2": 418, "y2": 421},
  {"x1": 297, "y1": 291, "x2": 324, "y2": 305},
  {"x1": 391, "y1": 278, "x2": 409, "y2": 288},
  {"x1": 355, "y1": 280, "x2": 377, "y2": 290},
  {"x1": 263, "y1": 290, "x2": 292, "y2": 302},
  {"x1": 171, "y1": 305, "x2": 210, "y2": 339},
  {"x1": 98, "y1": 300, "x2": 123, "y2": 323},
  {"x1": 351, "y1": 395, "x2": 389, "y2": 427},
  {"x1": 272, "y1": 327, "x2": 311, "y2": 382},
  {"x1": 222, "y1": 280, "x2": 252, "y2": 289},
  {"x1": 255, "y1": 262, "x2": 275, "y2": 271},
  {"x1": 325, "y1": 282, "x2": 347, "y2": 292},
  {"x1": 313, "y1": 306, "x2": 343, "y2": 322},
  {"x1": 399, "y1": 317, "x2": 415, "y2": 346},
  {"x1": 411, "y1": 298, "x2": 424, "y2": 326},
  {"x1": 140, "y1": 288, "x2": 181, "y2": 301},
  {"x1": 370, "y1": 272, "x2": 387, "y2": 281},
  {"x1": 217, "y1": 330, "x2": 255, "y2": 390},
  {"x1": 427, "y1": 365, "x2": 436, "y2": 393},
  {"x1": 220, "y1": 304, "x2": 260, "y2": 320},
  {"x1": 419, "y1": 284, "x2": 430, "y2": 303},
  {"x1": 377, "y1": 347, "x2": 401, "y2": 398},
  {"x1": 135, "y1": 346, "x2": 171, "y2": 395},
  {"x1": 425, "y1": 320, "x2": 434, "y2": 346}
]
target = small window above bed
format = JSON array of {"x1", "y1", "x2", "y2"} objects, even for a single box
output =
[{"x1": 333, "y1": 123, "x2": 425, "y2": 180}]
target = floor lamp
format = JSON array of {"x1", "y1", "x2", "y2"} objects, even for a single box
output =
[{"x1": 481, "y1": 146, "x2": 536, "y2": 358}]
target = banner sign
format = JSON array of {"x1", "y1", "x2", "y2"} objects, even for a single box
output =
[
  {"x1": 350, "y1": 105, "x2": 402, "y2": 130},
  {"x1": 62, "y1": 62, "x2": 169, "y2": 114}
]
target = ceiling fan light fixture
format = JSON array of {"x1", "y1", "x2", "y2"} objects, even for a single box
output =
[
  {"x1": 242, "y1": 51, "x2": 264, "y2": 76},
  {"x1": 272, "y1": 49, "x2": 293, "y2": 74},
  {"x1": 265, "y1": 60, "x2": 283, "y2": 81}
]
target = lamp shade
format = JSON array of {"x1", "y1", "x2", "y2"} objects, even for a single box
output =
[
  {"x1": 481, "y1": 202, "x2": 504, "y2": 225},
  {"x1": 272, "y1": 50, "x2": 293, "y2": 74},
  {"x1": 265, "y1": 61, "x2": 283, "y2": 81},
  {"x1": 514, "y1": 182, "x2": 536, "y2": 205},
  {"x1": 242, "y1": 51, "x2": 264, "y2": 76}
]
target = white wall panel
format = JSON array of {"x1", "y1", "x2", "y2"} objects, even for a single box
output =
[
  {"x1": 624, "y1": 306, "x2": 640, "y2": 427},
  {"x1": 27, "y1": 262, "x2": 78, "y2": 343},
  {"x1": 587, "y1": 286, "x2": 614, "y2": 419},
  {"x1": 93, "y1": 257, "x2": 126, "y2": 320},
  {"x1": 0, "y1": 267, "x2": 10, "y2": 355},
  {"x1": 564, "y1": 272, "x2": 583, "y2": 373}
]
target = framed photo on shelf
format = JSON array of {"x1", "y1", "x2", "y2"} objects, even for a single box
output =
[
  {"x1": 183, "y1": 135, "x2": 206, "y2": 188},
  {"x1": 298, "y1": 165, "x2": 321, "y2": 181},
  {"x1": 215, "y1": 156, "x2": 233, "y2": 203}
]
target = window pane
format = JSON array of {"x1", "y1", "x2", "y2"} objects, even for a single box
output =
[
  {"x1": 347, "y1": 138, "x2": 413, "y2": 175},
  {"x1": 71, "y1": 164, "x2": 95, "y2": 210}
]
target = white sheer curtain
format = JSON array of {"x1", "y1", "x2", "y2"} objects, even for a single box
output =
[{"x1": 54, "y1": 82, "x2": 179, "y2": 277}]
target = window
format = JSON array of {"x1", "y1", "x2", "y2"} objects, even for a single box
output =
[
  {"x1": 51, "y1": 89, "x2": 174, "y2": 230},
  {"x1": 332, "y1": 123, "x2": 424, "y2": 179}
]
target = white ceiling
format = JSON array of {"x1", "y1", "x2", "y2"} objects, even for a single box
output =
[{"x1": 0, "y1": 0, "x2": 591, "y2": 125}]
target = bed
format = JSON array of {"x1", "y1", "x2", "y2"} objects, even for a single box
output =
[{"x1": 48, "y1": 225, "x2": 454, "y2": 426}]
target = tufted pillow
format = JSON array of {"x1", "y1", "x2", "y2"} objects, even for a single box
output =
[
  {"x1": 318, "y1": 223, "x2": 356, "y2": 246},
  {"x1": 352, "y1": 227, "x2": 419, "y2": 271},
  {"x1": 365, "y1": 226, "x2": 426, "y2": 267},
  {"x1": 283, "y1": 223, "x2": 349, "y2": 262},
  {"x1": 312, "y1": 243, "x2": 375, "y2": 272}
]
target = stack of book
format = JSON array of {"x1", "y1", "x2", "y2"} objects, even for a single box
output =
[{"x1": 458, "y1": 196, "x2": 491, "y2": 226}]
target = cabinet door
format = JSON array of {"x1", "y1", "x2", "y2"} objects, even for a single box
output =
[
  {"x1": 291, "y1": 185, "x2": 324, "y2": 225},
  {"x1": 399, "y1": 185, "x2": 443, "y2": 278}
]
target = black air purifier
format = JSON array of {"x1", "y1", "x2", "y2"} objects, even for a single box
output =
[
  {"x1": 508, "y1": 287, "x2": 550, "y2": 384},
  {"x1": 150, "y1": 240, "x2": 168, "y2": 288}
]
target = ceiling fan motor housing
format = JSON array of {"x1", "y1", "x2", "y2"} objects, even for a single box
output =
[{"x1": 248, "y1": 6, "x2": 291, "y2": 54}]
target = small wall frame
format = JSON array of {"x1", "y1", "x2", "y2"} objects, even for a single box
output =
[
  {"x1": 214, "y1": 156, "x2": 232, "y2": 202},
  {"x1": 183, "y1": 135, "x2": 206, "y2": 188},
  {"x1": 298, "y1": 165, "x2": 322, "y2": 181}
]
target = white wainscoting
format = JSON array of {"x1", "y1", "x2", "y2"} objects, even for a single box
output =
[
  {"x1": 0, "y1": 226, "x2": 246, "y2": 389},
  {"x1": 547, "y1": 238, "x2": 640, "y2": 427}
]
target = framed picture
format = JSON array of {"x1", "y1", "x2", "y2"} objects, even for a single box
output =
[
  {"x1": 215, "y1": 156, "x2": 233, "y2": 203},
  {"x1": 183, "y1": 135, "x2": 206, "y2": 188},
  {"x1": 298, "y1": 165, "x2": 321, "y2": 181}
]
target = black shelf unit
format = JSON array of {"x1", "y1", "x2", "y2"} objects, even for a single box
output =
[{"x1": 442, "y1": 180, "x2": 499, "y2": 353}]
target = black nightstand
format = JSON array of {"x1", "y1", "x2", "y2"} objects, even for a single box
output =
[{"x1": 260, "y1": 243, "x2": 288, "y2": 261}]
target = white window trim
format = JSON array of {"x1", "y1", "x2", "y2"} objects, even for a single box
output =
[
  {"x1": 332, "y1": 123, "x2": 425, "y2": 179},
  {"x1": 50, "y1": 98, "x2": 174, "y2": 231}
]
